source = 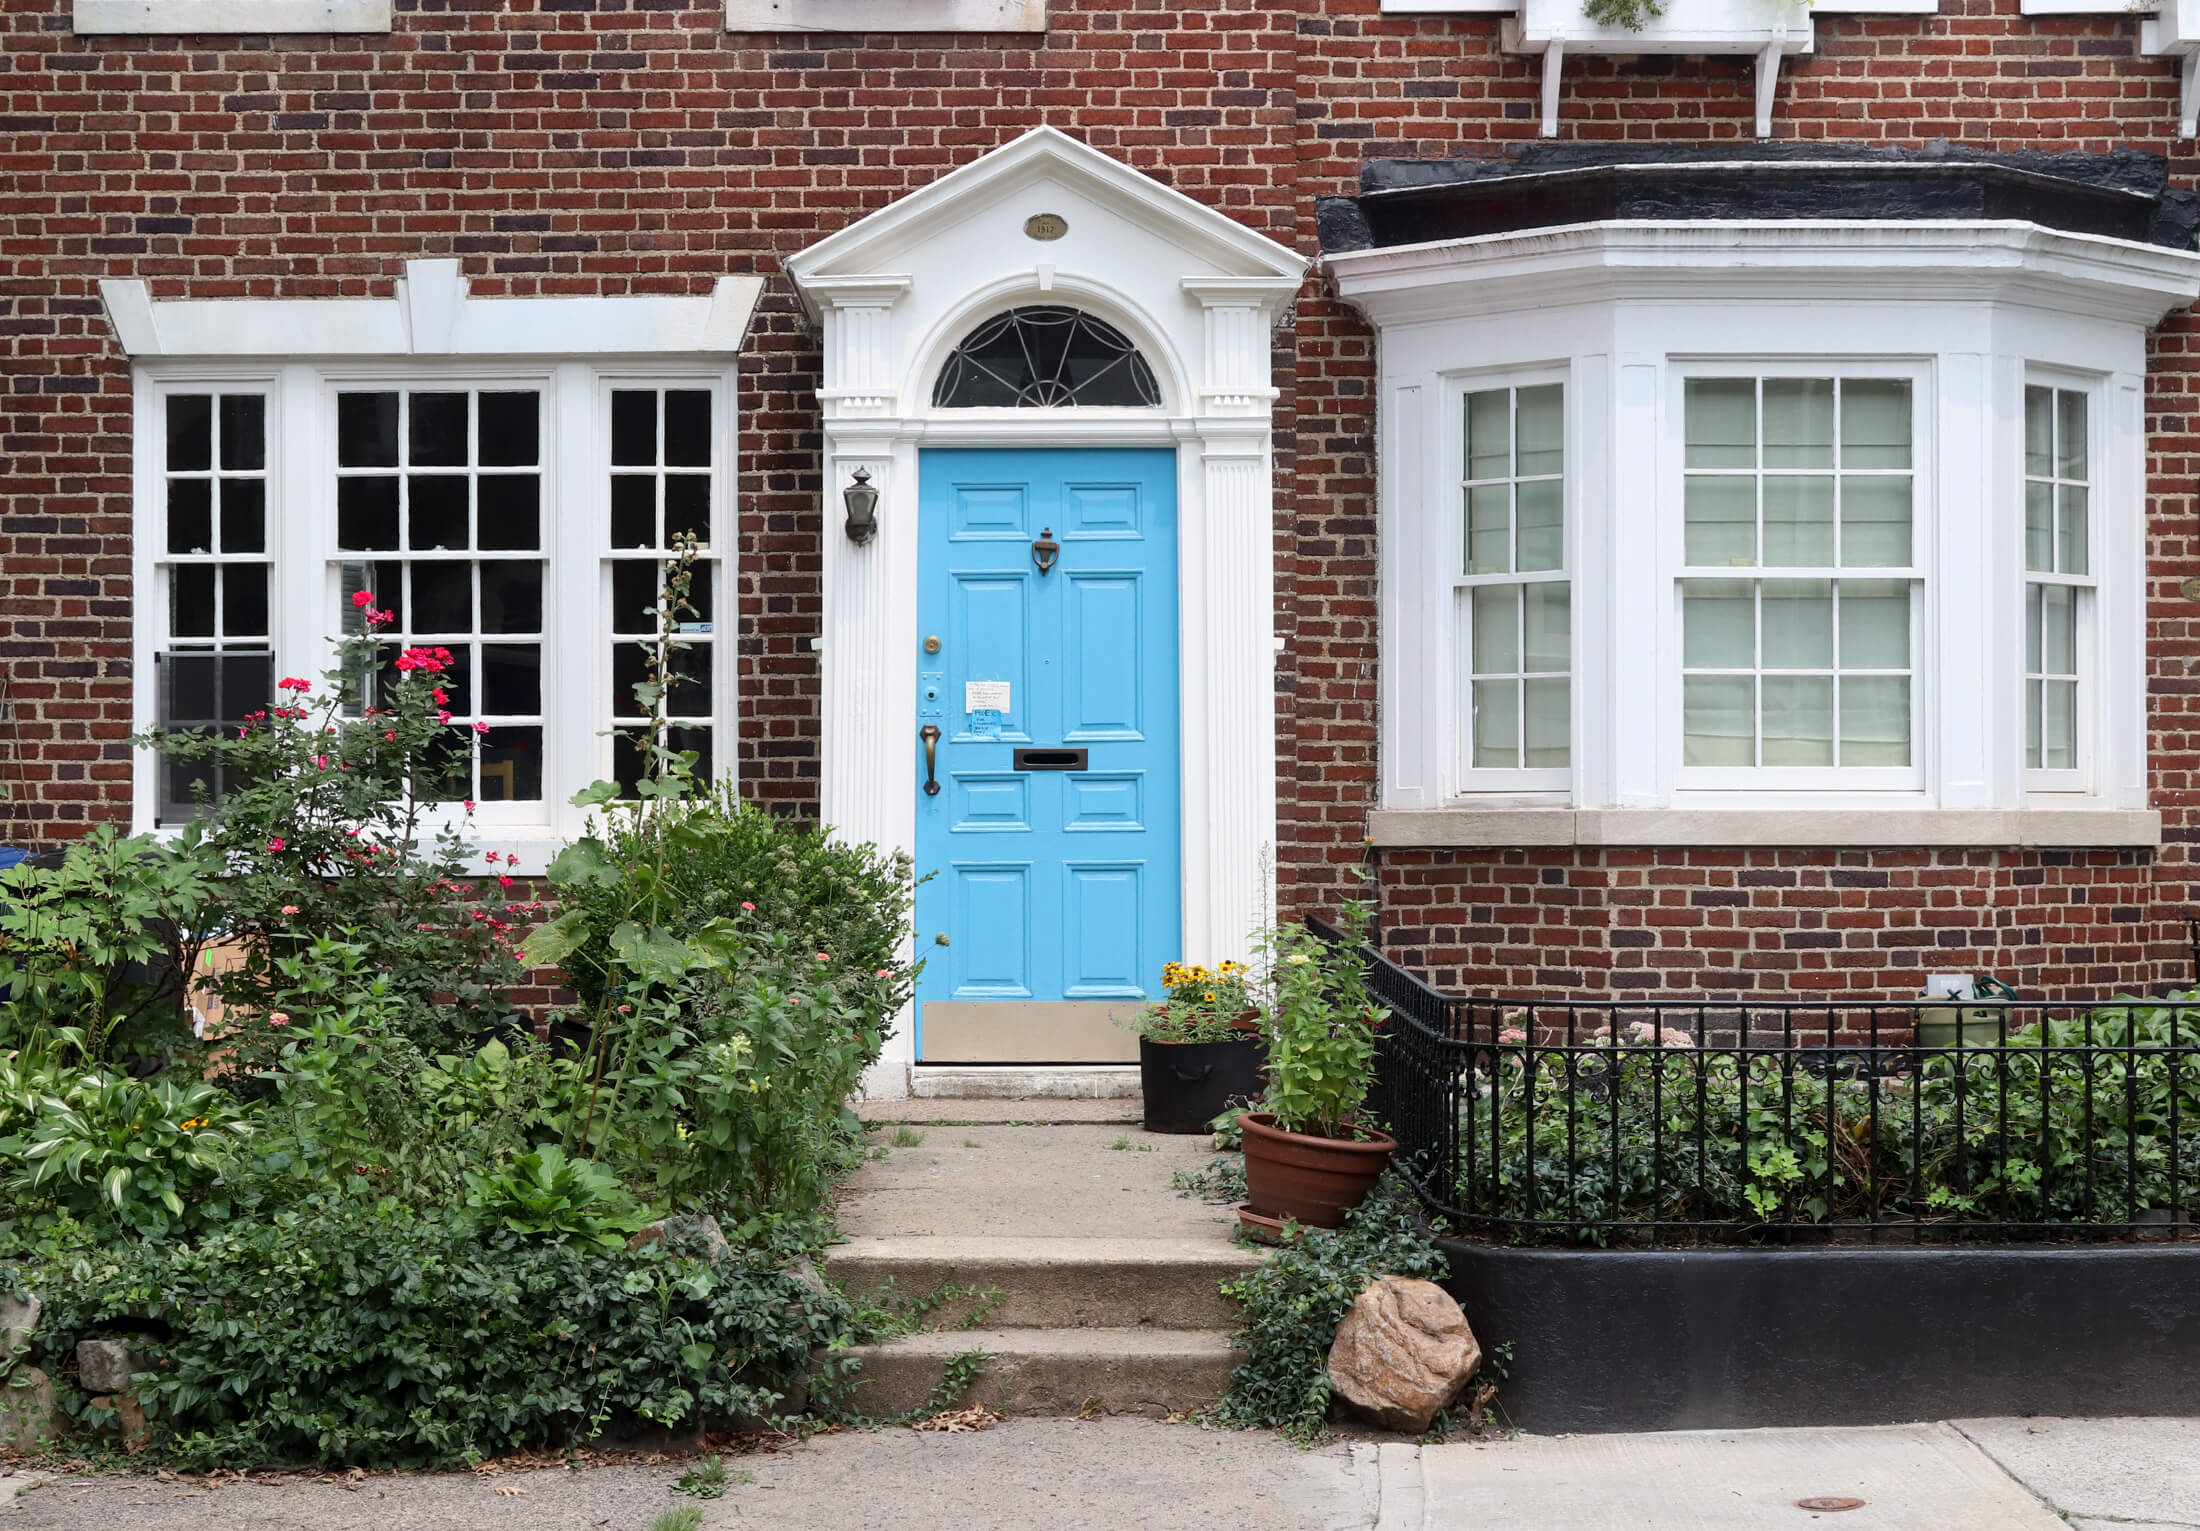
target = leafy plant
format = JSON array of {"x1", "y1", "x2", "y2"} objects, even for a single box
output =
[
  {"x1": 1582, "y1": 0, "x2": 1663, "y2": 27},
  {"x1": 1213, "y1": 1179, "x2": 1447, "y2": 1442},
  {"x1": 652, "y1": 1506, "x2": 705, "y2": 1531},
  {"x1": 462, "y1": 1145, "x2": 656, "y2": 1249},
  {"x1": 1259, "y1": 901, "x2": 1383, "y2": 1141},
  {"x1": 671, "y1": 1454, "x2": 729, "y2": 1499},
  {"x1": 0, "y1": 826, "x2": 217, "y2": 1067},
  {"x1": 1130, "y1": 961, "x2": 1259, "y2": 1044}
]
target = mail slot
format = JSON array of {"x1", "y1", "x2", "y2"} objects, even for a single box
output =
[{"x1": 1013, "y1": 748, "x2": 1088, "y2": 771}]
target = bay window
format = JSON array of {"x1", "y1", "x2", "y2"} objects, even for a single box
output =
[{"x1": 2025, "y1": 381, "x2": 2096, "y2": 785}]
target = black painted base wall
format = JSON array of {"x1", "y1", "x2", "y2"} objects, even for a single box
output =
[{"x1": 1438, "y1": 1238, "x2": 2200, "y2": 1434}]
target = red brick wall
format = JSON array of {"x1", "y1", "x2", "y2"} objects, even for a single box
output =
[{"x1": 4, "y1": 0, "x2": 2197, "y2": 1000}]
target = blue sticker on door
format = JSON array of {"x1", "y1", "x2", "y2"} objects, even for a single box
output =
[{"x1": 914, "y1": 448, "x2": 1180, "y2": 1061}]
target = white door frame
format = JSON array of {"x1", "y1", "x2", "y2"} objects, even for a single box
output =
[{"x1": 785, "y1": 128, "x2": 1303, "y2": 1098}]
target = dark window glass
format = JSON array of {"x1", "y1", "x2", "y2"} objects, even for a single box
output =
[
  {"x1": 338, "y1": 393, "x2": 400, "y2": 468},
  {"x1": 166, "y1": 395, "x2": 212, "y2": 471},
  {"x1": 167, "y1": 480, "x2": 212, "y2": 554},
  {"x1": 221, "y1": 564, "x2": 269, "y2": 637},
  {"x1": 686, "y1": 560, "x2": 713, "y2": 625},
  {"x1": 668, "y1": 725, "x2": 712, "y2": 785},
  {"x1": 480, "y1": 561, "x2": 543, "y2": 634},
  {"x1": 611, "y1": 391, "x2": 657, "y2": 467},
  {"x1": 664, "y1": 391, "x2": 711, "y2": 467},
  {"x1": 218, "y1": 395, "x2": 265, "y2": 470},
  {"x1": 610, "y1": 475, "x2": 656, "y2": 549},
  {"x1": 410, "y1": 564, "x2": 472, "y2": 635},
  {"x1": 171, "y1": 566, "x2": 216, "y2": 637},
  {"x1": 480, "y1": 726, "x2": 542, "y2": 801},
  {"x1": 611, "y1": 560, "x2": 658, "y2": 635},
  {"x1": 615, "y1": 728, "x2": 705, "y2": 796},
  {"x1": 408, "y1": 475, "x2": 470, "y2": 551},
  {"x1": 476, "y1": 476, "x2": 539, "y2": 551},
  {"x1": 664, "y1": 475, "x2": 710, "y2": 546},
  {"x1": 220, "y1": 479, "x2": 266, "y2": 553},
  {"x1": 338, "y1": 477, "x2": 400, "y2": 550},
  {"x1": 932, "y1": 305, "x2": 1162, "y2": 409},
  {"x1": 418, "y1": 726, "x2": 473, "y2": 803},
  {"x1": 431, "y1": 648, "x2": 474, "y2": 716},
  {"x1": 666, "y1": 644, "x2": 711, "y2": 718},
  {"x1": 409, "y1": 392, "x2": 469, "y2": 468},
  {"x1": 154, "y1": 650, "x2": 273, "y2": 822},
  {"x1": 477, "y1": 392, "x2": 540, "y2": 467},
  {"x1": 611, "y1": 645, "x2": 648, "y2": 714},
  {"x1": 482, "y1": 643, "x2": 542, "y2": 715}
]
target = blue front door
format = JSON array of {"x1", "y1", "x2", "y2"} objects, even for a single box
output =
[{"x1": 913, "y1": 448, "x2": 1181, "y2": 1063}]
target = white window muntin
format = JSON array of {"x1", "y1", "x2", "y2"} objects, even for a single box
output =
[
  {"x1": 1452, "y1": 369, "x2": 1571, "y2": 791},
  {"x1": 1667, "y1": 359, "x2": 1931, "y2": 793},
  {"x1": 2023, "y1": 369, "x2": 2100, "y2": 793},
  {"x1": 134, "y1": 361, "x2": 736, "y2": 850}
]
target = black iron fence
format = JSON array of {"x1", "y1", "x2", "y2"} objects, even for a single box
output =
[{"x1": 1312, "y1": 917, "x2": 2200, "y2": 1246}]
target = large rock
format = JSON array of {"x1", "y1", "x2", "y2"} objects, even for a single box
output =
[
  {"x1": 75, "y1": 1339, "x2": 148, "y2": 1395},
  {"x1": 627, "y1": 1214, "x2": 731, "y2": 1262},
  {"x1": 0, "y1": 1367, "x2": 58, "y2": 1455},
  {"x1": 0, "y1": 1293, "x2": 37, "y2": 1360},
  {"x1": 1326, "y1": 1275, "x2": 1482, "y2": 1434}
]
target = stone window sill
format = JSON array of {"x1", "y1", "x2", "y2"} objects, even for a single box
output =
[
  {"x1": 74, "y1": 0, "x2": 390, "y2": 32},
  {"x1": 1366, "y1": 807, "x2": 2164, "y2": 850},
  {"x1": 725, "y1": 0, "x2": 1044, "y2": 31}
]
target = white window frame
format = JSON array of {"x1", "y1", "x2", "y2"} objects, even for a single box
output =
[
  {"x1": 724, "y1": 0, "x2": 1043, "y2": 30},
  {"x1": 1664, "y1": 358, "x2": 1932, "y2": 795},
  {"x1": 1448, "y1": 366, "x2": 1573, "y2": 794},
  {"x1": 2022, "y1": 368, "x2": 2102, "y2": 795},
  {"x1": 109, "y1": 263, "x2": 760, "y2": 872},
  {"x1": 74, "y1": 0, "x2": 391, "y2": 33}
]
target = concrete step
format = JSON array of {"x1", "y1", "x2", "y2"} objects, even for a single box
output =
[
  {"x1": 844, "y1": 1327, "x2": 1241, "y2": 1420},
  {"x1": 827, "y1": 1235, "x2": 1262, "y2": 1330}
]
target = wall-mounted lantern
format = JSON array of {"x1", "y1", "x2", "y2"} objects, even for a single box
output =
[{"x1": 842, "y1": 467, "x2": 879, "y2": 545}]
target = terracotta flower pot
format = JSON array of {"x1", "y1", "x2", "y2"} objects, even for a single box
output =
[{"x1": 1238, "y1": 1110, "x2": 1397, "y2": 1231}]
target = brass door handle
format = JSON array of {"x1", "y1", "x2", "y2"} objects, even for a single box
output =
[{"x1": 921, "y1": 723, "x2": 942, "y2": 796}]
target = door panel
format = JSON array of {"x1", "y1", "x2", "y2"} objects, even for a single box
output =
[{"x1": 914, "y1": 448, "x2": 1180, "y2": 1064}]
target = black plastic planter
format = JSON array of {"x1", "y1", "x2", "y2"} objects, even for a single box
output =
[{"x1": 1138, "y1": 1035, "x2": 1266, "y2": 1134}]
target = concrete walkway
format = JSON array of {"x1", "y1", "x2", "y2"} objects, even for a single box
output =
[{"x1": 7, "y1": 1415, "x2": 2197, "y2": 1530}]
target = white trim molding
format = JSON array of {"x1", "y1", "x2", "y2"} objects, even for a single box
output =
[
  {"x1": 788, "y1": 126, "x2": 1304, "y2": 1099},
  {"x1": 74, "y1": 0, "x2": 391, "y2": 31},
  {"x1": 727, "y1": 0, "x2": 1044, "y2": 28},
  {"x1": 1327, "y1": 219, "x2": 2200, "y2": 854}
]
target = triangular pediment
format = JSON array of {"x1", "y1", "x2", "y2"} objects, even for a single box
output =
[{"x1": 787, "y1": 126, "x2": 1303, "y2": 312}]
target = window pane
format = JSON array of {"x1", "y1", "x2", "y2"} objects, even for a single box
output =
[
  {"x1": 221, "y1": 564, "x2": 268, "y2": 638},
  {"x1": 1523, "y1": 677, "x2": 1569, "y2": 768},
  {"x1": 1684, "y1": 476, "x2": 1756, "y2": 566},
  {"x1": 338, "y1": 477, "x2": 400, "y2": 551},
  {"x1": 2027, "y1": 678, "x2": 2044, "y2": 770},
  {"x1": 1684, "y1": 676, "x2": 1755, "y2": 766},
  {"x1": 1524, "y1": 583, "x2": 1570, "y2": 673},
  {"x1": 612, "y1": 391, "x2": 657, "y2": 467},
  {"x1": 1763, "y1": 379, "x2": 1835, "y2": 469},
  {"x1": 1466, "y1": 485, "x2": 1510, "y2": 575},
  {"x1": 220, "y1": 479, "x2": 266, "y2": 554},
  {"x1": 2057, "y1": 484, "x2": 2088, "y2": 576},
  {"x1": 411, "y1": 563, "x2": 472, "y2": 635},
  {"x1": 1465, "y1": 389, "x2": 1511, "y2": 481},
  {"x1": 171, "y1": 565, "x2": 216, "y2": 638},
  {"x1": 1471, "y1": 584, "x2": 1520, "y2": 675},
  {"x1": 167, "y1": 479, "x2": 212, "y2": 554},
  {"x1": 218, "y1": 395, "x2": 265, "y2": 471},
  {"x1": 1839, "y1": 476, "x2": 1910, "y2": 567},
  {"x1": 1761, "y1": 580, "x2": 1832, "y2": 671},
  {"x1": 612, "y1": 560, "x2": 659, "y2": 635},
  {"x1": 2039, "y1": 679, "x2": 2076, "y2": 771},
  {"x1": 408, "y1": 392, "x2": 469, "y2": 468},
  {"x1": 1685, "y1": 379, "x2": 1755, "y2": 469},
  {"x1": 664, "y1": 391, "x2": 712, "y2": 468},
  {"x1": 482, "y1": 643, "x2": 542, "y2": 715},
  {"x1": 166, "y1": 395, "x2": 212, "y2": 471},
  {"x1": 481, "y1": 562, "x2": 543, "y2": 635},
  {"x1": 2056, "y1": 389, "x2": 2087, "y2": 480},
  {"x1": 477, "y1": 476, "x2": 540, "y2": 551},
  {"x1": 480, "y1": 726, "x2": 543, "y2": 802},
  {"x1": 1682, "y1": 581, "x2": 1754, "y2": 669},
  {"x1": 408, "y1": 475, "x2": 470, "y2": 552},
  {"x1": 2026, "y1": 584, "x2": 2044, "y2": 674},
  {"x1": 1472, "y1": 678, "x2": 1520, "y2": 769},
  {"x1": 686, "y1": 560, "x2": 715, "y2": 625},
  {"x1": 1515, "y1": 478, "x2": 1562, "y2": 572},
  {"x1": 2037, "y1": 581, "x2": 2075, "y2": 674},
  {"x1": 1762, "y1": 476, "x2": 1834, "y2": 567},
  {"x1": 2024, "y1": 386, "x2": 2054, "y2": 478},
  {"x1": 338, "y1": 392, "x2": 399, "y2": 469},
  {"x1": 1840, "y1": 676, "x2": 1911, "y2": 767},
  {"x1": 612, "y1": 476, "x2": 657, "y2": 551},
  {"x1": 664, "y1": 475, "x2": 711, "y2": 548},
  {"x1": 2025, "y1": 481, "x2": 2054, "y2": 573},
  {"x1": 1839, "y1": 379, "x2": 1910, "y2": 470},
  {"x1": 1762, "y1": 675, "x2": 1834, "y2": 766},
  {"x1": 665, "y1": 644, "x2": 713, "y2": 718},
  {"x1": 477, "y1": 392, "x2": 540, "y2": 467},
  {"x1": 1516, "y1": 385, "x2": 1563, "y2": 477},
  {"x1": 1837, "y1": 580, "x2": 1909, "y2": 670}
]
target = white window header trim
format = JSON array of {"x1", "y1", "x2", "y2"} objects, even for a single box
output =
[
  {"x1": 102, "y1": 260, "x2": 765, "y2": 361},
  {"x1": 74, "y1": 0, "x2": 390, "y2": 32}
]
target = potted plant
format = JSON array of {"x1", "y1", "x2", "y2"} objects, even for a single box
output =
[
  {"x1": 1132, "y1": 960, "x2": 1266, "y2": 1134},
  {"x1": 1238, "y1": 909, "x2": 1396, "y2": 1235}
]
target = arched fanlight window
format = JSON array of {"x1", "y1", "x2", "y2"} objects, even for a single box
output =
[{"x1": 932, "y1": 305, "x2": 1162, "y2": 409}]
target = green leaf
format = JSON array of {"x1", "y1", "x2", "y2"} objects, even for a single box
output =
[
  {"x1": 569, "y1": 780, "x2": 622, "y2": 809},
  {"x1": 518, "y1": 910, "x2": 592, "y2": 968},
  {"x1": 546, "y1": 838, "x2": 616, "y2": 888}
]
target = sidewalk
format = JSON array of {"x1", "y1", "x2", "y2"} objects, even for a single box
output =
[{"x1": 4, "y1": 1415, "x2": 2194, "y2": 1531}]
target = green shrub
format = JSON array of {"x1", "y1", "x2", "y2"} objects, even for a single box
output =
[
  {"x1": 1213, "y1": 1179, "x2": 1447, "y2": 1440},
  {"x1": 1260, "y1": 904, "x2": 1383, "y2": 1141},
  {"x1": 1469, "y1": 995, "x2": 2200, "y2": 1239},
  {"x1": 18, "y1": 1198, "x2": 857, "y2": 1468},
  {"x1": 462, "y1": 1144, "x2": 656, "y2": 1249}
]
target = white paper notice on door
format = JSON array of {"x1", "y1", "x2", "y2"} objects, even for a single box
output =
[{"x1": 964, "y1": 680, "x2": 1011, "y2": 714}]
